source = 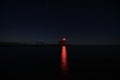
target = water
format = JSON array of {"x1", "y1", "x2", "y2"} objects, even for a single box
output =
[
  {"x1": 0, "y1": 45, "x2": 120, "y2": 80},
  {"x1": 61, "y1": 45, "x2": 69, "y2": 80}
]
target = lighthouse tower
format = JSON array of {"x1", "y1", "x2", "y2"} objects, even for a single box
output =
[{"x1": 59, "y1": 37, "x2": 66, "y2": 46}]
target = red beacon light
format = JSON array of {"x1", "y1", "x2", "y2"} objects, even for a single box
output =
[
  {"x1": 62, "y1": 38, "x2": 66, "y2": 41},
  {"x1": 59, "y1": 37, "x2": 66, "y2": 45}
]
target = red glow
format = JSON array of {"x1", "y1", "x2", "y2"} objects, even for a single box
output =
[
  {"x1": 61, "y1": 45, "x2": 68, "y2": 72},
  {"x1": 61, "y1": 45, "x2": 69, "y2": 80},
  {"x1": 62, "y1": 38, "x2": 66, "y2": 41}
]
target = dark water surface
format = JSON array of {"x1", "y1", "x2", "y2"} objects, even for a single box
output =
[{"x1": 0, "y1": 45, "x2": 120, "y2": 80}]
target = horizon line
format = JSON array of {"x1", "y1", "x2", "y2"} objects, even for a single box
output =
[{"x1": 0, "y1": 42, "x2": 120, "y2": 46}]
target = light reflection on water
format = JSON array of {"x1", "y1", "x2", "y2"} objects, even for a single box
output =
[{"x1": 61, "y1": 45, "x2": 69, "y2": 80}]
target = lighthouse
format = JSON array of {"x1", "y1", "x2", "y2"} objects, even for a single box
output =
[{"x1": 59, "y1": 37, "x2": 66, "y2": 46}]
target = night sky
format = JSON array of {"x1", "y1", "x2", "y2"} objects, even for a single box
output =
[{"x1": 0, "y1": 0, "x2": 120, "y2": 44}]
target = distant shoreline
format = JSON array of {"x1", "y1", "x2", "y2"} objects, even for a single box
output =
[{"x1": 0, "y1": 42, "x2": 120, "y2": 46}]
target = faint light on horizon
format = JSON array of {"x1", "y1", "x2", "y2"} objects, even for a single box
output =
[{"x1": 62, "y1": 38, "x2": 66, "y2": 41}]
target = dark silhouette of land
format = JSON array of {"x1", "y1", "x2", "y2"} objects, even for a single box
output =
[
  {"x1": 0, "y1": 41, "x2": 120, "y2": 46},
  {"x1": 0, "y1": 41, "x2": 71, "y2": 46}
]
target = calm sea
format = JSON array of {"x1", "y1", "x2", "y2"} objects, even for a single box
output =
[{"x1": 0, "y1": 45, "x2": 120, "y2": 80}]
